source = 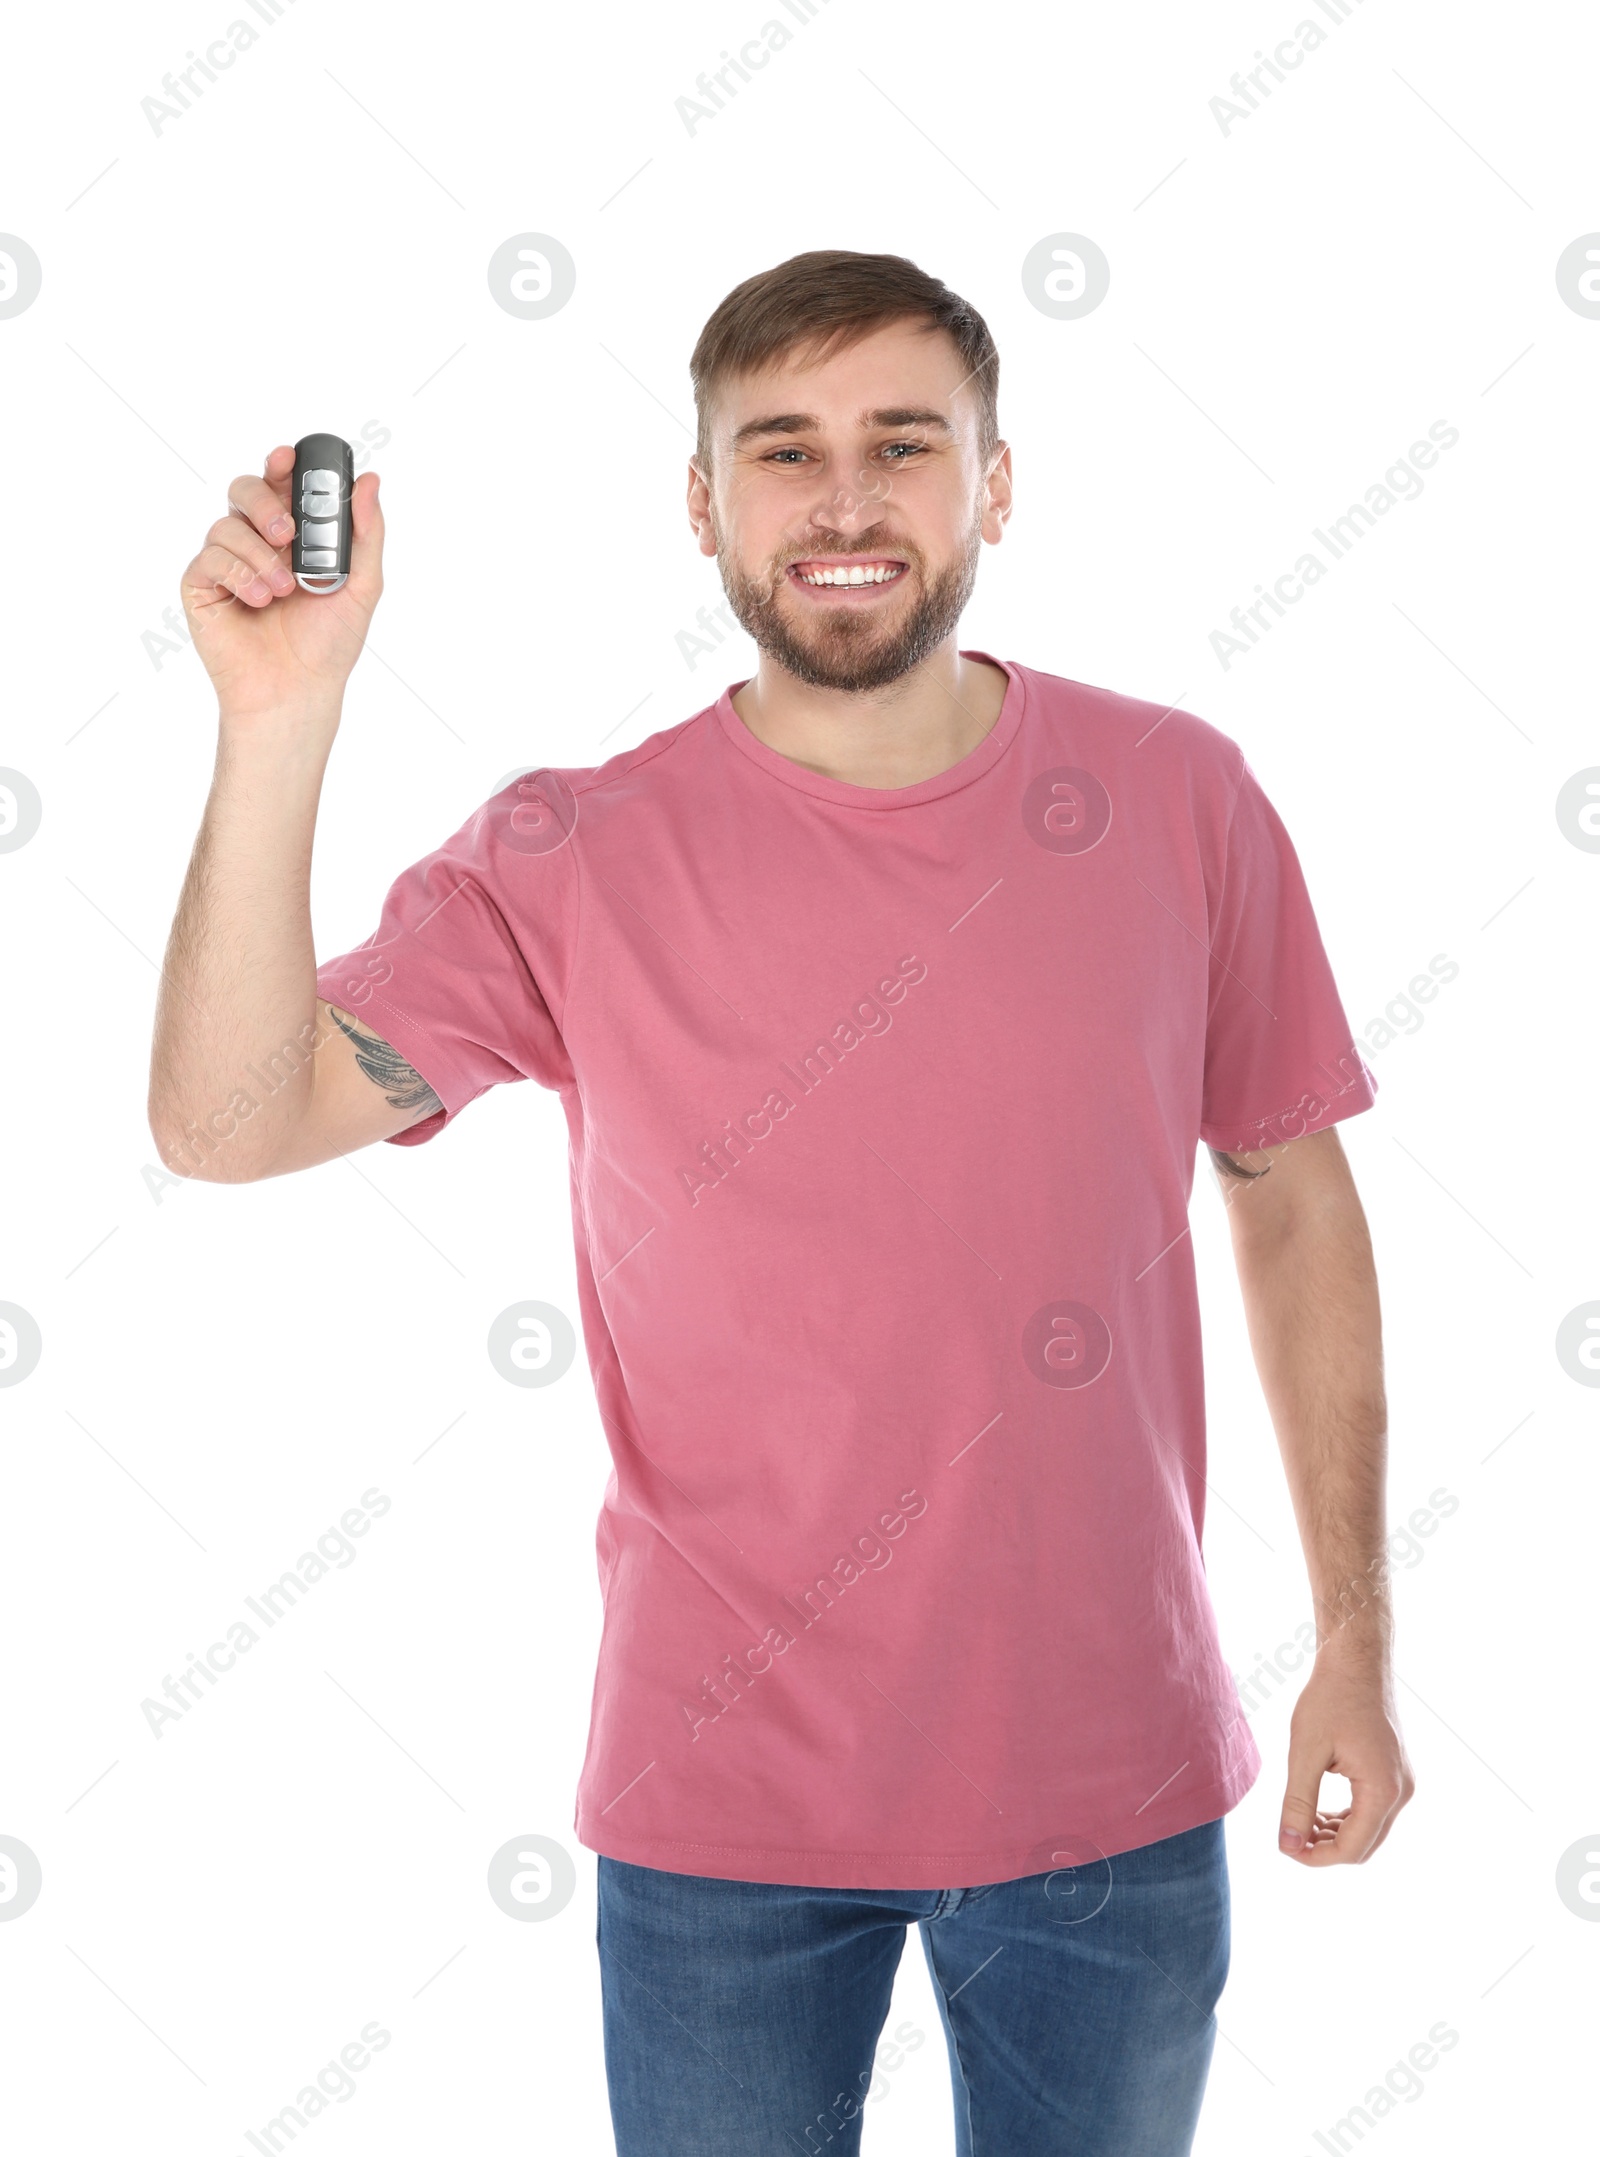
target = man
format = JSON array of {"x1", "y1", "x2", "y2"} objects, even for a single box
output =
[{"x1": 151, "y1": 249, "x2": 1414, "y2": 2156}]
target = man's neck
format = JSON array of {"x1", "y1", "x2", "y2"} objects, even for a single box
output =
[{"x1": 729, "y1": 646, "x2": 1008, "y2": 790}]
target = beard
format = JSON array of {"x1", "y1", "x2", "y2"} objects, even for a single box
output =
[{"x1": 713, "y1": 509, "x2": 984, "y2": 693}]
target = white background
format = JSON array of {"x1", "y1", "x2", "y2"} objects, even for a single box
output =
[{"x1": 2, "y1": 0, "x2": 1594, "y2": 2149}]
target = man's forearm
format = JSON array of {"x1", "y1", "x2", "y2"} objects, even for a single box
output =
[
  {"x1": 1219, "y1": 1138, "x2": 1390, "y2": 1653},
  {"x1": 148, "y1": 704, "x2": 339, "y2": 1180},
  {"x1": 1216, "y1": 1131, "x2": 1413, "y2": 1862}
]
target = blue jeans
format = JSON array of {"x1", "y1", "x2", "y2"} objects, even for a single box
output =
[{"x1": 597, "y1": 1816, "x2": 1230, "y2": 2155}]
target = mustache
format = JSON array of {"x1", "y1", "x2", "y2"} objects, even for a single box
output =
[{"x1": 774, "y1": 541, "x2": 916, "y2": 569}]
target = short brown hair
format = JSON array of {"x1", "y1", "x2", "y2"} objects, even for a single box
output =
[{"x1": 689, "y1": 249, "x2": 999, "y2": 477}]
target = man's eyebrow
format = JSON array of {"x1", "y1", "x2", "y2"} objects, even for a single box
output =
[
  {"x1": 866, "y1": 407, "x2": 955, "y2": 435},
  {"x1": 728, "y1": 405, "x2": 957, "y2": 448}
]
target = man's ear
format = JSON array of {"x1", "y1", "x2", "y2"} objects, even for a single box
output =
[
  {"x1": 687, "y1": 458, "x2": 717, "y2": 556},
  {"x1": 982, "y1": 441, "x2": 1014, "y2": 542}
]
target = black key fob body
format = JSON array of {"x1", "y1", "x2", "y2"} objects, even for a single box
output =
[{"x1": 291, "y1": 433, "x2": 354, "y2": 593}]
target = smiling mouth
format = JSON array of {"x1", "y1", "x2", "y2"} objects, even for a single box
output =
[{"x1": 786, "y1": 556, "x2": 909, "y2": 595}]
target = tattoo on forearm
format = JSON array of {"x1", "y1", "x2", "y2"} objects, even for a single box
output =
[
  {"x1": 1209, "y1": 1145, "x2": 1272, "y2": 1182},
  {"x1": 327, "y1": 1006, "x2": 443, "y2": 1116}
]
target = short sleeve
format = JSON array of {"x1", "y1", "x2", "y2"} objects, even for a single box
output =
[
  {"x1": 315, "y1": 790, "x2": 577, "y2": 1147},
  {"x1": 1199, "y1": 757, "x2": 1376, "y2": 1153}
]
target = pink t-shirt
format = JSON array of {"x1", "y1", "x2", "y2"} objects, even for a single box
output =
[{"x1": 316, "y1": 654, "x2": 1377, "y2": 1890}]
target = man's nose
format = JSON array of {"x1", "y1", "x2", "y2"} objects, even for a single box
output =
[{"x1": 794, "y1": 492, "x2": 890, "y2": 539}]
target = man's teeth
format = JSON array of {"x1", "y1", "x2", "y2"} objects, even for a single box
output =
[{"x1": 794, "y1": 563, "x2": 905, "y2": 586}]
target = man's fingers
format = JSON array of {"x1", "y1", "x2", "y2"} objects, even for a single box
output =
[
  {"x1": 347, "y1": 469, "x2": 384, "y2": 590},
  {"x1": 1298, "y1": 1775, "x2": 1403, "y2": 1866},
  {"x1": 1279, "y1": 1739, "x2": 1326, "y2": 1854},
  {"x1": 204, "y1": 514, "x2": 293, "y2": 585},
  {"x1": 261, "y1": 444, "x2": 297, "y2": 515},
  {"x1": 189, "y1": 541, "x2": 281, "y2": 609},
  {"x1": 226, "y1": 464, "x2": 296, "y2": 547},
  {"x1": 1349, "y1": 1789, "x2": 1407, "y2": 1861}
]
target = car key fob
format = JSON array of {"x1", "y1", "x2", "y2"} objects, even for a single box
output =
[{"x1": 291, "y1": 433, "x2": 354, "y2": 593}]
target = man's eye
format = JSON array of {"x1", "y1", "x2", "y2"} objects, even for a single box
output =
[{"x1": 762, "y1": 442, "x2": 927, "y2": 464}]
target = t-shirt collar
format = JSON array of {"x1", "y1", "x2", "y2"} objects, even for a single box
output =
[{"x1": 713, "y1": 649, "x2": 1026, "y2": 810}]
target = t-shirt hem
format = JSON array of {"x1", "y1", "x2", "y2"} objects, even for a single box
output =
[
  {"x1": 313, "y1": 970, "x2": 483, "y2": 1147},
  {"x1": 572, "y1": 1750, "x2": 1260, "y2": 1890},
  {"x1": 1200, "y1": 1054, "x2": 1378, "y2": 1155}
]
